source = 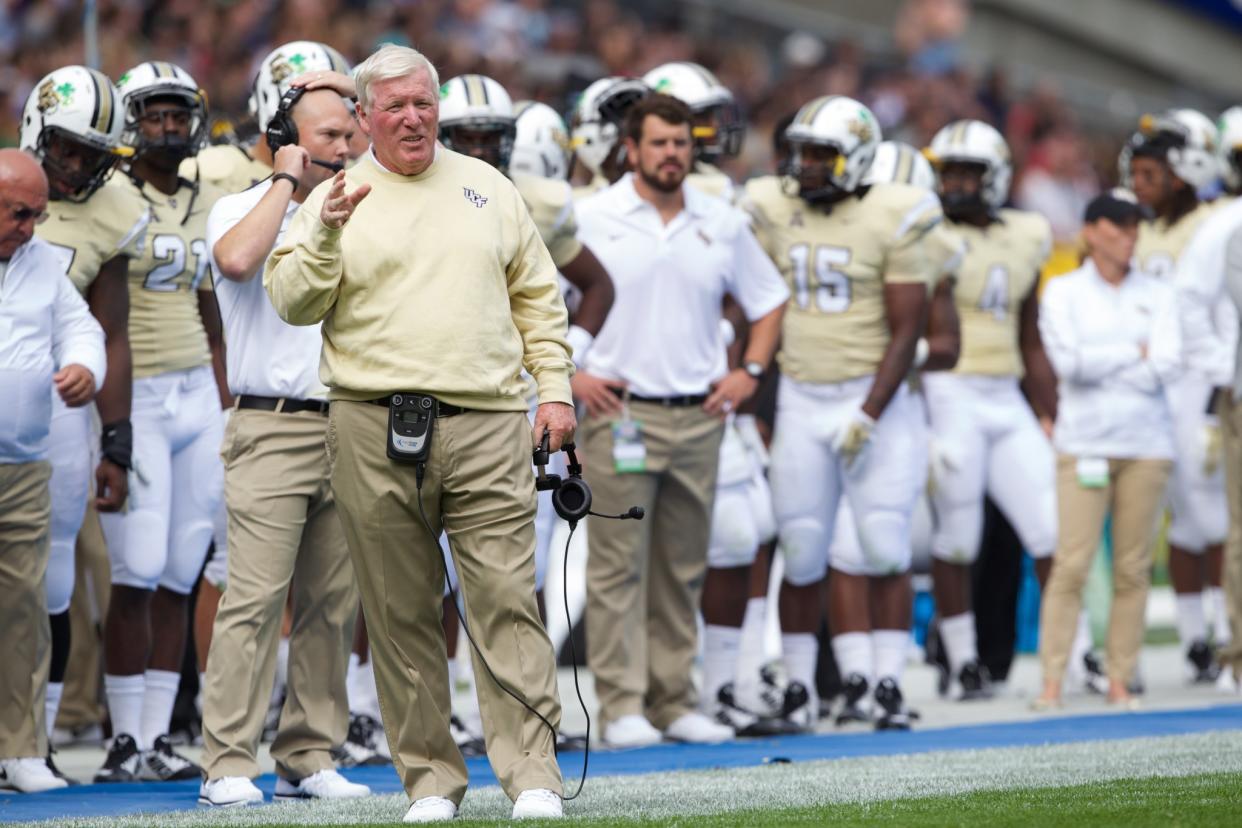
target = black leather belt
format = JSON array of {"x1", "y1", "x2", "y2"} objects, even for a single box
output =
[
  {"x1": 236, "y1": 395, "x2": 329, "y2": 415},
  {"x1": 610, "y1": 388, "x2": 708, "y2": 407},
  {"x1": 368, "y1": 395, "x2": 471, "y2": 417}
]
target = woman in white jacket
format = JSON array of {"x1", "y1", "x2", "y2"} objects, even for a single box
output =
[{"x1": 1034, "y1": 189, "x2": 1181, "y2": 710}]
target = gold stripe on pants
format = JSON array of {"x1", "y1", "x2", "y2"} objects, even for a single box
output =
[
  {"x1": 1220, "y1": 395, "x2": 1242, "y2": 673},
  {"x1": 327, "y1": 401, "x2": 560, "y2": 805},
  {"x1": 1039, "y1": 454, "x2": 1171, "y2": 685},
  {"x1": 0, "y1": 461, "x2": 52, "y2": 760},
  {"x1": 201, "y1": 409, "x2": 357, "y2": 781},
  {"x1": 582, "y1": 403, "x2": 723, "y2": 730}
]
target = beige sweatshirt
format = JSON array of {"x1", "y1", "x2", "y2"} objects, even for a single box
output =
[{"x1": 265, "y1": 147, "x2": 572, "y2": 410}]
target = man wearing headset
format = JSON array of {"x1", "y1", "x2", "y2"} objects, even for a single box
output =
[{"x1": 196, "y1": 76, "x2": 369, "y2": 806}]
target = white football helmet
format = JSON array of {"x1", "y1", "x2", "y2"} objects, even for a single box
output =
[
  {"x1": 864, "y1": 141, "x2": 936, "y2": 190},
  {"x1": 1120, "y1": 108, "x2": 1220, "y2": 191},
  {"x1": 116, "y1": 61, "x2": 209, "y2": 160},
  {"x1": 1218, "y1": 106, "x2": 1242, "y2": 190},
  {"x1": 570, "y1": 76, "x2": 649, "y2": 177},
  {"x1": 784, "y1": 95, "x2": 881, "y2": 202},
  {"x1": 249, "y1": 41, "x2": 351, "y2": 133},
  {"x1": 437, "y1": 74, "x2": 516, "y2": 171},
  {"x1": 511, "y1": 101, "x2": 571, "y2": 180},
  {"x1": 641, "y1": 61, "x2": 743, "y2": 161},
  {"x1": 20, "y1": 65, "x2": 130, "y2": 201},
  {"x1": 927, "y1": 119, "x2": 1012, "y2": 212}
]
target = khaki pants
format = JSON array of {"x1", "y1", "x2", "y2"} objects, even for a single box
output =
[
  {"x1": 1220, "y1": 395, "x2": 1242, "y2": 673},
  {"x1": 1040, "y1": 454, "x2": 1172, "y2": 685},
  {"x1": 0, "y1": 461, "x2": 52, "y2": 759},
  {"x1": 56, "y1": 503, "x2": 110, "y2": 732},
  {"x1": 582, "y1": 403, "x2": 723, "y2": 730},
  {"x1": 201, "y1": 408, "x2": 357, "y2": 781},
  {"x1": 328, "y1": 401, "x2": 560, "y2": 805}
]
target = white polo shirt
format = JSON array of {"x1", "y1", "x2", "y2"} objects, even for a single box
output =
[
  {"x1": 0, "y1": 235, "x2": 106, "y2": 463},
  {"x1": 1039, "y1": 258, "x2": 1182, "y2": 460},
  {"x1": 575, "y1": 173, "x2": 788, "y2": 397},
  {"x1": 209, "y1": 180, "x2": 328, "y2": 401}
]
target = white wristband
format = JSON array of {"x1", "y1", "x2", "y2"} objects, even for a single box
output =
[
  {"x1": 914, "y1": 337, "x2": 930, "y2": 369},
  {"x1": 719, "y1": 317, "x2": 737, "y2": 347},
  {"x1": 566, "y1": 325, "x2": 594, "y2": 369}
]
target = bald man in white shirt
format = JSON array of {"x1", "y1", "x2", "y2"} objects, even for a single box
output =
[{"x1": 0, "y1": 149, "x2": 106, "y2": 793}]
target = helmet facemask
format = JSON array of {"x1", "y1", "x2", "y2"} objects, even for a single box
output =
[
  {"x1": 127, "y1": 90, "x2": 208, "y2": 169},
  {"x1": 691, "y1": 101, "x2": 744, "y2": 164},
  {"x1": 440, "y1": 120, "x2": 516, "y2": 172},
  {"x1": 937, "y1": 160, "x2": 990, "y2": 221},
  {"x1": 789, "y1": 141, "x2": 852, "y2": 207}
]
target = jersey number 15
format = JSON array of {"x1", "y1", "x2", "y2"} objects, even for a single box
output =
[{"x1": 789, "y1": 243, "x2": 852, "y2": 313}]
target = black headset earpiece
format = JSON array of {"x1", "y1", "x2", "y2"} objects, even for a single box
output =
[
  {"x1": 266, "y1": 86, "x2": 305, "y2": 151},
  {"x1": 535, "y1": 433, "x2": 592, "y2": 525}
]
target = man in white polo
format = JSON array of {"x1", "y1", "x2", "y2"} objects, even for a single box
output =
[
  {"x1": 574, "y1": 93, "x2": 788, "y2": 748},
  {"x1": 197, "y1": 86, "x2": 369, "y2": 806}
]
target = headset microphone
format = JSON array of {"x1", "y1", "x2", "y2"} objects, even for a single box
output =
[{"x1": 534, "y1": 433, "x2": 643, "y2": 528}]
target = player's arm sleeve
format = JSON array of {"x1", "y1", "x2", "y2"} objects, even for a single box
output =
[
  {"x1": 1038, "y1": 278, "x2": 1140, "y2": 384},
  {"x1": 739, "y1": 193, "x2": 777, "y2": 260},
  {"x1": 728, "y1": 221, "x2": 790, "y2": 322},
  {"x1": 506, "y1": 190, "x2": 573, "y2": 405},
  {"x1": 114, "y1": 205, "x2": 150, "y2": 260},
  {"x1": 51, "y1": 268, "x2": 107, "y2": 387},
  {"x1": 884, "y1": 192, "x2": 943, "y2": 284},
  {"x1": 546, "y1": 189, "x2": 584, "y2": 270},
  {"x1": 263, "y1": 190, "x2": 342, "y2": 326}
]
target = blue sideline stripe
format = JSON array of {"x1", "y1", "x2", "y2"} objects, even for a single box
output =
[{"x1": 4, "y1": 705, "x2": 1241, "y2": 824}]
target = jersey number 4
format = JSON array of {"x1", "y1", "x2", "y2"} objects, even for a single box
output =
[
  {"x1": 789, "y1": 243, "x2": 852, "y2": 313},
  {"x1": 978, "y1": 265, "x2": 1010, "y2": 320},
  {"x1": 144, "y1": 234, "x2": 210, "y2": 292}
]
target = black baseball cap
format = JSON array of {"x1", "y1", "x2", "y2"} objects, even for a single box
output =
[{"x1": 1084, "y1": 188, "x2": 1151, "y2": 225}]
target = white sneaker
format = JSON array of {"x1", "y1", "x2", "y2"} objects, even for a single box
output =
[
  {"x1": 1217, "y1": 666, "x2": 1240, "y2": 694},
  {"x1": 602, "y1": 714, "x2": 662, "y2": 748},
  {"x1": 403, "y1": 796, "x2": 458, "y2": 823},
  {"x1": 0, "y1": 757, "x2": 69, "y2": 793},
  {"x1": 198, "y1": 776, "x2": 263, "y2": 807},
  {"x1": 512, "y1": 788, "x2": 563, "y2": 819},
  {"x1": 274, "y1": 768, "x2": 370, "y2": 800},
  {"x1": 663, "y1": 711, "x2": 733, "y2": 744}
]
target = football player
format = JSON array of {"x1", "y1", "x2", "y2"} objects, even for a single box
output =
[
  {"x1": 569, "y1": 76, "x2": 649, "y2": 198},
  {"x1": 21, "y1": 66, "x2": 149, "y2": 780},
  {"x1": 805, "y1": 140, "x2": 963, "y2": 728},
  {"x1": 94, "y1": 62, "x2": 229, "y2": 783},
  {"x1": 923, "y1": 120, "x2": 1058, "y2": 700},
  {"x1": 182, "y1": 41, "x2": 352, "y2": 195},
  {"x1": 745, "y1": 96, "x2": 942, "y2": 730},
  {"x1": 1125, "y1": 109, "x2": 1228, "y2": 683},
  {"x1": 642, "y1": 61, "x2": 743, "y2": 200}
]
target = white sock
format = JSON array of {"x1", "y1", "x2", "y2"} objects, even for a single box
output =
[
  {"x1": 781, "y1": 633, "x2": 818, "y2": 702},
  {"x1": 831, "y1": 631, "x2": 873, "y2": 685},
  {"x1": 104, "y1": 673, "x2": 145, "y2": 748},
  {"x1": 1205, "y1": 587, "x2": 1231, "y2": 646},
  {"x1": 45, "y1": 681, "x2": 64, "y2": 740},
  {"x1": 1069, "y1": 610, "x2": 1093, "y2": 669},
  {"x1": 268, "y1": 636, "x2": 289, "y2": 712},
  {"x1": 872, "y1": 630, "x2": 910, "y2": 684},
  {"x1": 736, "y1": 597, "x2": 768, "y2": 679},
  {"x1": 700, "y1": 625, "x2": 742, "y2": 712},
  {"x1": 1175, "y1": 593, "x2": 1208, "y2": 648},
  {"x1": 141, "y1": 669, "x2": 181, "y2": 748},
  {"x1": 358, "y1": 656, "x2": 381, "y2": 721},
  {"x1": 346, "y1": 653, "x2": 363, "y2": 713},
  {"x1": 939, "y1": 612, "x2": 978, "y2": 676}
]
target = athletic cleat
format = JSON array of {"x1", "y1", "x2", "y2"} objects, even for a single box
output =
[
  {"x1": 404, "y1": 795, "x2": 457, "y2": 823},
  {"x1": 835, "y1": 673, "x2": 872, "y2": 726},
  {"x1": 450, "y1": 715, "x2": 487, "y2": 757},
  {"x1": 957, "y1": 660, "x2": 994, "y2": 701},
  {"x1": 873, "y1": 678, "x2": 918, "y2": 731},
  {"x1": 1081, "y1": 652, "x2": 1110, "y2": 696},
  {"x1": 555, "y1": 732, "x2": 589, "y2": 752},
  {"x1": 140, "y1": 734, "x2": 202, "y2": 781},
  {"x1": 1127, "y1": 670, "x2": 1146, "y2": 697},
  {"x1": 93, "y1": 733, "x2": 142, "y2": 783},
  {"x1": 1187, "y1": 640, "x2": 1222, "y2": 684},
  {"x1": 334, "y1": 714, "x2": 390, "y2": 767},
  {"x1": 664, "y1": 711, "x2": 733, "y2": 744},
  {"x1": 512, "y1": 787, "x2": 563, "y2": 819},
  {"x1": 0, "y1": 757, "x2": 69, "y2": 793},
  {"x1": 715, "y1": 683, "x2": 802, "y2": 737},
  {"x1": 198, "y1": 775, "x2": 263, "y2": 806},
  {"x1": 774, "y1": 680, "x2": 816, "y2": 732}
]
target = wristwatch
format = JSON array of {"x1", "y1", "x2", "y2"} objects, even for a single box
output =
[{"x1": 743, "y1": 361, "x2": 764, "y2": 380}]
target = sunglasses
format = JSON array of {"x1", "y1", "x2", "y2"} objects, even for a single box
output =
[{"x1": 3, "y1": 201, "x2": 49, "y2": 224}]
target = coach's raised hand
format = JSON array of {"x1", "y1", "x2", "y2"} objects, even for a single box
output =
[{"x1": 320, "y1": 171, "x2": 371, "y2": 229}]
